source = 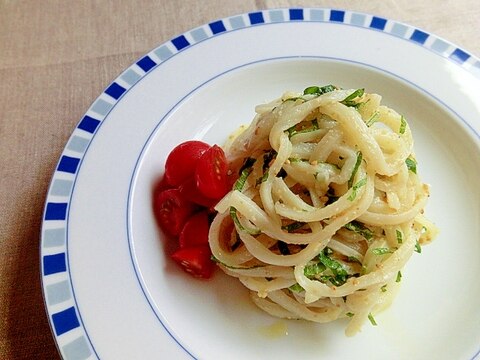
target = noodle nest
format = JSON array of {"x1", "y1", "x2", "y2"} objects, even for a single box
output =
[{"x1": 209, "y1": 86, "x2": 438, "y2": 336}]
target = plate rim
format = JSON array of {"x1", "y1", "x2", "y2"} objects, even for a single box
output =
[{"x1": 39, "y1": 7, "x2": 480, "y2": 360}]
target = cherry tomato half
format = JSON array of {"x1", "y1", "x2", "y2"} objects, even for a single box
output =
[
  {"x1": 153, "y1": 175, "x2": 173, "y2": 197},
  {"x1": 171, "y1": 246, "x2": 214, "y2": 279},
  {"x1": 153, "y1": 188, "x2": 197, "y2": 237},
  {"x1": 195, "y1": 145, "x2": 230, "y2": 200},
  {"x1": 179, "y1": 211, "x2": 210, "y2": 248},
  {"x1": 164, "y1": 140, "x2": 211, "y2": 186},
  {"x1": 178, "y1": 177, "x2": 217, "y2": 208}
]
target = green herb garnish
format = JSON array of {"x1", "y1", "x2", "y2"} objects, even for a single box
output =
[
  {"x1": 344, "y1": 220, "x2": 373, "y2": 241},
  {"x1": 399, "y1": 115, "x2": 407, "y2": 134},
  {"x1": 415, "y1": 241, "x2": 422, "y2": 253},
  {"x1": 341, "y1": 89, "x2": 365, "y2": 107},
  {"x1": 396, "y1": 229, "x2": 403, "y2": 244},
  {"x1": 303, "y1": 86, "x2": 320, "y2": 95},
  {"x1": 230, "y1": 207, "x2": 261, "y2": 235},
  {"x1": 304, "y1": 261, "x2": 327, "y2": 278},
  {"x1": 405, "y1": 157, "x2": 417, "y2": 174},
  {"x1": 348, "y1": 152, "x2": 363, "y2": 188},
  {"x1": 303, "y1": 84, "x2": 336, "y2": 96},
  {"x1": 238, "y1": 157, "x2": 256, "y2": 175},
  {"x1": 318, "y1": 250, "x2": 349, "y2": 286},
  {"x1": 255, "y1": 150, "x2": 277, "y2": 186},
  {"x1": 347, "y1": 177, "x2": 367, "y2": 201},
  {"x1": 368, "y1": 313, "x2": 378, "y2": 326},
  {"x1": 346, "y1": 312, "x2": 355, "y2": 318},
  {"x1": 288, "y1": 157, "x2": 308, "y2": 163},
  {"x1": 381, "y1": 284, "x2": 388, "y2": 292},
  {"x1": 320, "y1": 275, "x2": 346, "y2": 287},
  {"x1": 289, "y1": 283, "x2": 304, "y2": 292},
  {"x1": 231, "y1": 160, "x2": 258, "y2": 233},
  {"x1": 211, "y1": 255, "x2": 265, "y2": 270},
  {"x1": 372, "y1": 247, "x2": 394, "y2": 255},
  {"x1": 396, "y1": 271, "x2": 402, "y2": 283},
  {"x1": 255, "y1": 171, "x2": 269, "y2": 186},
  {"x1": 304, "y1": 248, "x2": 350, "y2": 286},
  {"x1": 286, "y1": 119, "x2": 320, "y2": 138},
  {"x1": 282, "y1": 221, "x2": 306, "y2": 233},
  {"x1": 234, "y1": 158, "x2": 256, "y2": 191},
  {"x1": 366, "y1": 111, "x2": 380, "y2": 127},
  {"x1": 234, "y1": 170, "x2": 251, "y2": 191}
]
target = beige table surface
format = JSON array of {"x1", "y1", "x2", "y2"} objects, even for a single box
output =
[{"x1": 1, "y1": 1, "x2": 478, "y2": 359}]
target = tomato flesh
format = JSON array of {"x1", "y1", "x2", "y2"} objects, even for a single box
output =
[
  {"x1": 153, "y1": 188, "x2": 197, "y2": 237},
  {"x1": 178, "y1": 177, "x2": 217, "y2": 208},
  {"x1": 195, "y1": 145, "x2": 230, "y2": 200},
  {"x1": 164, "y1": 140, "x2": 211, "y2": 186},
  {"x1": 171, "y1": 246, "x2": 214, "y2": 279},
  {"x1": 179, "y1": 211, "x2": 210, "y2": 248},
  {"x1": 154, "y1": 140, "x2": 231, "y2": 280}
]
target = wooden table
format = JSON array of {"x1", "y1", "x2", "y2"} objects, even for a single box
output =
[{"x1": 1, "y1": 1, "x2": 478, "y2": 358}]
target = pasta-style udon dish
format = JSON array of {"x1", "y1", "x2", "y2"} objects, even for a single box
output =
[{"x1": 208, "y1": 86, "x2": 438, "y2": 335}]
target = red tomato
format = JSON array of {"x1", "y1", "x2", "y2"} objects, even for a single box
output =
[
  {"x1": 195, "y1": 145, "x2": 230, "y2": 200},
  {"x1": 178, "y1": 177, "x2": 217, "y2": 208},
  {"x1": 171, "y1": 246, "x2": 214, "y2": 279},
  {"x1": 179, "y1": 211, "x2": 210, "y2": 248},
  {"x1": 153, "y1": 188, "x2": 197, "y2": 237},
  {"x1": 153, "y1": 175, "x2": 173, "y2": 197},
  {"x1": 164, "y1": 140, "x2": 211, "y2": 186}
]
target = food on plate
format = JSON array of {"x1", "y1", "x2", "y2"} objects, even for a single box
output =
[
  {"x1": 153, "y1": 188, "x2": 197, "y2": 237},
  {"x1": 164, "y1": 140, "x2": 211, "y2": 186},
  {"x1": 153, "y1": 140, "x2": 230, "y2": 278},
  {"x1": 208, "y1": 85, "x2": 438, "y2": 335}
]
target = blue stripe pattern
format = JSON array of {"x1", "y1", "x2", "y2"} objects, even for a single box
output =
[
  {"x1": 289, "y1": 9, "x2": 303, "y2": 20},
  {"x1": 57, "y1": 156, "x2": 80, "y2": 174},
  {"x1": 450, "y1": 48, "x2": 470, "y2": 63},
  {"x1": 52, "y1": 307, "x2": 80, "y2": 336},
  {"x1": 410, "y1": 29, "x2": 429, "y2": 44},
  {"x1": 77, "y1": 116, "x2": 100, "y2": 134},
  {"x1": 45, "y1": 202, "x2": 68, "y2": 221},
  {"x1": 104, "y1": 82, "x2": 126, "y2": 100},
  {"x1": 330, "y1": 10, "x2": 345, "y2": 22},
  {"x1": 209, "y1": 20, "x2": 226, "y2": 34},
  {"x1": 370, "y1": 16, "x2": 387, "y2": 30},
  {"x1": 136, "y1": 56, "x2": 157, "y2": 72},
  {"x1": 43, "y1": 253, "x2": 67, "y2": 275},
  {"x1": 248, "y1": 12, "x2": 264, "y2": 25},
  {"x1": 171, "y1": 35, "x2": 190, "y2": 50}
]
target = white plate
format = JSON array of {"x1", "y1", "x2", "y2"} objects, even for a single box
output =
[{"x1": 41, "y1": 8, "x2": 480, "y2": 360}]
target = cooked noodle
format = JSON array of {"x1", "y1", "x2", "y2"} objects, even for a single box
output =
[{"x1": 209, "y1": 86, "x2": 438, "y2": 336}]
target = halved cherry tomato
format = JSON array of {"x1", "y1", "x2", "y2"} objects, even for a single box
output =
[
  {"x1": 171, "y1": 246, "x2": 214, "y2": 279},
  {"x1": 195, "y1": 145, "x2": 230, "y2": 200},
  {"x1": 164, "y1": 140, "x2": 211, "y2": 186},
  {"x1": 179, "y1": 211, "x2": 210, "y2": 248},
  {"x1": 153, "y1": 175, "x2": 173, "y2": 197},
  {"x1": 178, "y1": 177, "x2": 217, "y2": 208},
  {"x1": 153, "y1": 188, "x2": 197, "y2": 236}
]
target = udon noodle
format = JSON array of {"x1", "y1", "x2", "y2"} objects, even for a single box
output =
[{"x1": 208, "y1": 86, "x2": 438, "y2": 335}]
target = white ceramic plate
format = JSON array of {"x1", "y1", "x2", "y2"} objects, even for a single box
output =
[{"x1": 41, "y1": 8, "x2": 480, "y2": 360}]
